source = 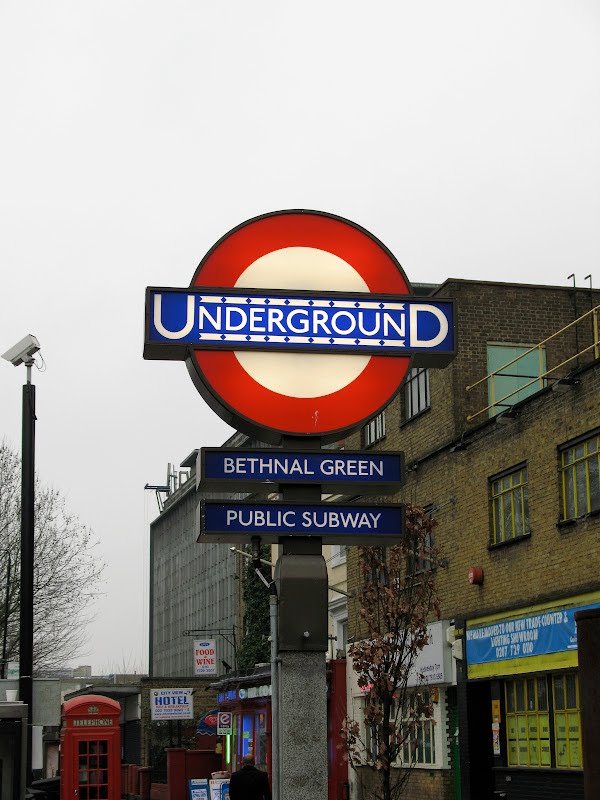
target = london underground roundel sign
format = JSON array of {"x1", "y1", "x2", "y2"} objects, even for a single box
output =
[{"x1": 144, "y1": 210, "x2": 455, "y2": 444}]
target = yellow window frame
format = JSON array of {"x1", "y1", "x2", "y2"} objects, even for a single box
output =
[
  {"x1": 552, "y1": 673, "x2": 582, "y2": 769},
  {"x1": 560, "y1": 433, "x2": 600, "y2": 520},
  {"x1": 491, "y1": 466, "x2": 529, "y2": 544}
]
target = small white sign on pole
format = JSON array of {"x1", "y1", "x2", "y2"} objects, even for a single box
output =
[
  {"x1": 193, "y1": 639, "x2": 217, "y2": 676},
  {"x1": 217, "y1": 711, "x2": 233, "y2": 736},
  {"x1": 150, "y1": 688, "x2": 194, "y2": 720}
]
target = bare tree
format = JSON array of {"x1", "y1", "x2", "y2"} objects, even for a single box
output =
[
  {"x1": 0, "y1": 441, "x2": 105, "y2": 672},
  {"x1": 343, "y1": 505, "x2": 440, "y2": 800}
]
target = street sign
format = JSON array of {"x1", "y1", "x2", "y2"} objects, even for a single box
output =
[
  {"x1": 217, "y1": 711, "x2": 232, "y2": 736},
  {"x1": 150, "y1": 688, "x2": 194, "y2": 720},
  {"x1": 193, "y1": 639, "x2": 217, "y2": 676},
  {"x1": 145, "y1": 286, "x2": 454, "y2": 361},
  {"x1": 143, "y1": 210, "x2": 456, "y2": 444},
  {"x1": 198, "y1": 500, "x2": 404, "y2": 545},
  {"x1": 198, "y1": 447, "x2": 405, "y2": 495}
]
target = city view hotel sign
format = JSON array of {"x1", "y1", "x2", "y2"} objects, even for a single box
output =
[{"x1": 144, "y1": 209, "x2": 456, "y2": 445}]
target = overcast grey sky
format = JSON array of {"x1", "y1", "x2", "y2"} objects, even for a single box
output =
[{"x1": 1, "y1": 2, "x2": 599, "y2": 672}]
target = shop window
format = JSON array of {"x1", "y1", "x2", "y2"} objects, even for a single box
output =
[
  {"x1": 487, "y1": 344, "x2": 546, "y2": 417},
  {"x1": 490, "y1": 464, "x2": 529, "y2": 545},
  {"x1": 505, "y1": 676, "x2": 550, "y2": 767},
  {"x1": 402, "y1": 368, "x2": 430, "y2": 421},
  {"x1": 363, "y1": 411, "x2": 386, "y2": 448},
  {"x1": 553, "y1": 673, "x2": 582, "y2": 769},
  {"x1": 505, "y1": 673, "x2": 581, "y2": 770},
  {"x1": 255, "y1": 711, "x2": 268, "y2": 772},
  {"x1": 559, "y1": 430, "x2": 600, "y2": 521}
]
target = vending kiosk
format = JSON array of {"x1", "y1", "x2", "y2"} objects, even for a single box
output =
[{"x1": 60, "y1": 695, "x2": 121, "y2": 800}]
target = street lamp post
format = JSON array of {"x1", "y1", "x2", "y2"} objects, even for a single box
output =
[{"x1": 2, "y1": 334, "x2": 41, "y2": 787}]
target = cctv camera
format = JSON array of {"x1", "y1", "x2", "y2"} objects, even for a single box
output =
[{"x1": 2, "y1": 335, "x2": 40, "y2": 367}]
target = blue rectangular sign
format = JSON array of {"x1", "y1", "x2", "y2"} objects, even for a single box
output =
[
  {"x1": 145, "y1": 287, "x2": 455, "y2": 365},
  {"x1": 198, "y1": 500, "x2": 405, "y2": 545},
  {"x1": 466, "y1": 602, "x2": 600, "y2": 665},
  {"x1": 199, "y1": 448, "x2": 404, "y2": 494}
]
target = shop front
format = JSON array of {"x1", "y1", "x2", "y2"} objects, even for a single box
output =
[
  {"x1": 213, "y1": 660, "x2": 348, "y2": 799},
  {"x1": 465, "y1": 591, "x2": 599, "y2": 800},
  {"x1": 346, "y1": 619, "x2": 457, "y2": 800},
  {"x1": 215, "y1": 674, "x2": 272, "y2": 776}
]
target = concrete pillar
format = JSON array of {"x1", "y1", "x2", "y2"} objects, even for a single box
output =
[
  {"x1": 278, "y1": 651, "x2": 328, "y2": 800},
  {"x1": 575, "y1": 609, "x2": 600, "y2": 799}
]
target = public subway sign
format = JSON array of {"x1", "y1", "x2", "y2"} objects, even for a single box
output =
[
  {"x1": 198, "y1": 500, "x2": 404, "y2": 545},
  {"x1": 144, "y1": 287, "x2": 454, "y2": 359},
  {"x1": 143, "y1": 210, "x2": 457, "y2": 445},
  {"x1": 198, "y1": 448, "x2": 405, "y2": 495}
]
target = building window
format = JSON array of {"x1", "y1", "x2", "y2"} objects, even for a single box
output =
[
  {"x1": 560, "y1": 431, "x2": 600, "y2": 521},
  {"x1": 487, "y1": 344, "x2": 547, "y2": 416},
  {"x1": 506, "y1": 676, "x2": 551, "y2": 767},
  {"x1": 363, "y1": 411, "x2": 386, "y2": 448},
  {"x1": 407, "y1": 528, "x2": 435, "y2": 575},
  {"x1": 505, "y1": 673, "x2": 581, "y2": 770},
  {"x1": 329, "y1": 544, "x2": 347, "y2": 567},
  {"x1": 401, "y1": 690, "x2": 436, "y2": 766},
  {"x1": 328, "y1": 596, "x2": 349, "y2": 660},
  {"x1": 553, "y1": 673, "x2": 582, "y2": 768},
  {"x1": 490, "y1": 464, "x2": 529, "y2": 545},
  {"x1": 403, "y1": 368, "x2": 430, "y2": 421}
]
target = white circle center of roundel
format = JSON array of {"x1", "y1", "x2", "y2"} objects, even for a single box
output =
[{"x1": 234, "y1": 246, "x2": 370, "y2": 398}]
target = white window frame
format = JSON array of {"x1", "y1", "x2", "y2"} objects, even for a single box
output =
[
  {"x1": 329, "y1": 544, "x2": 347, "y2": 567},
  {"x1": 347, "y1": 658, "x2": 450, "y2": 771},
  {"x1": 329, "y1": 596, "x2": 348, "y2": 659},
  {"x1": 403, "y1": 367, "x2": 430, "y2": 421},
  {"x1": 364, "y1": 411, "x2": 386, "y2": 448}
]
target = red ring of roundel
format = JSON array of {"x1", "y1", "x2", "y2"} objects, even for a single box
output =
[{"x1": 190, "y1": 211, "x2": 412, "y2": 439}]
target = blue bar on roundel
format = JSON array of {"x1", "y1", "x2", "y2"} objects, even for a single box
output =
[{"x1": 145, "y1": 287, "x2": 455, "y2": 360}]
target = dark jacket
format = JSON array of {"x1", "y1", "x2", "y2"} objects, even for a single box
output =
[{"x1": 228, "y1": 765, "x2": 271, "y2": 800}]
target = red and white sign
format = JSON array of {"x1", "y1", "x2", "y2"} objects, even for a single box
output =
[
  {"x1": 193, "y1": 639, "x2": 217, "y2": 676},
  {"x1": 217, "y1": 711, "x2": 232, "y2": 736},
  {"x1": 187, "y1": 210, "x2": 412, "y2": 443}
]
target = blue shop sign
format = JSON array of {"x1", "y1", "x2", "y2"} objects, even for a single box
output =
[
  {"x1": 145, "y1": 287, "x2": 455, "y2": 361},
  {"x1": 466, "y1": 602, "x2": 600, "y2": 665}
]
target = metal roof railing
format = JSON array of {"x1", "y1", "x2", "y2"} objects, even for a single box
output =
[{"x1": 466, "y1": 304, "x2": 600, "y2": 422}]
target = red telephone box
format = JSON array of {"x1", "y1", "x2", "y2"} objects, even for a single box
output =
[{"x1": 60, "y1": 695, "x2": 121, "y2": 800}]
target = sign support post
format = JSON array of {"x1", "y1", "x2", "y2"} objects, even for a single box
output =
[{"x1": 275, "y1": 450, "x2": 328, "y2": 800}]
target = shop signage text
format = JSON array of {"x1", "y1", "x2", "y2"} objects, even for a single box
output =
[
  {"x1": 466, "y1": 602, "x2": 600, "y2": 665},
  {"x1": 193, "y1": 639, "x2": 217, "y2": 676},
  {"x1": 151, "y1": 689, "x2": 194, "y2": 720}
]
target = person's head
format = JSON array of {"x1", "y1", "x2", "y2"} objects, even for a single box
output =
[{"x1": 242, "y1": 753, "x2": 255, "y2": 767}]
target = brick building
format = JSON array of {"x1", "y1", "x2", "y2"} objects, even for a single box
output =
[{"x1": 345, "y1": 279, "x2": 600, "y2": 800}]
